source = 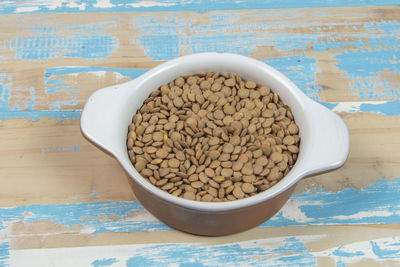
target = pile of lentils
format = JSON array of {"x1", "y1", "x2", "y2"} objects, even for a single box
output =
[{"x1": 127, "y1": 72, "x2": 300, "y2": 202}]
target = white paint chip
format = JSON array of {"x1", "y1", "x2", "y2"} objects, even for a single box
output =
[
  {"x1": 332, "y1": 101, "x2": 387, "y2": 113},
  {"x1": 66, "y1": 1, "x2": 86, "y2": 10},
  {"x1": 93, "y1": 0, "x2": 115, "y2": 8},
  {"x1": 127, "y1": 1, "x2": 176, "y2": 8},
  {"x1": 114, "y1": 72, "x2": 129, "y2": 81},
  {"x1": 91, "y1": 71, "x2": 107, "y2": 78},
  {"x1": 124, "y1": 210, "x2": 159, "y2": 222},
  {"x1": 79, "y1": 225, "x2": 96, "y2": 235},
  {"x1": 331, "y1": 210, "x2": 393, "y2": 220},
  {"x1": 15, "y1": 6, "x2": 40, "y2": 13},
  {"x1": 280, "y1": 199, "x2": 322, "y2": 223}
]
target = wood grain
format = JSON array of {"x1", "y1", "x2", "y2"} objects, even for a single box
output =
[
  {"x1": 7, "y1": 225, "x2": 400, "y2": 266},
  {"x1": 1, "y1": 2, "x2": 399, "y2": 266},
  {"x1": 0, "y1": 112, "x2": 398, "y2": 206},
  {"x1": 0, "y1": 6, "x2": 399, "y2": 119}
]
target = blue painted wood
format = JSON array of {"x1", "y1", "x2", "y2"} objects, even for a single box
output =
[
  {"x1": 0, "y1": 0, "x2": 398, "y2": 14},
  {"x1": 122, "y1": 238, "x2": 317, "y2": 266},
  {"x1": 323, "y1": 101, "x2": 400, "y2": 116},
  {"x1": 120, "y1": 237, "x2": 400, "y2": 266},
  {"x1": 1, "y1": 21, "x2": 119, "y2": 61},
  {"x1": 0, "y1": 242, "x2": 9, "y2": 267},
  {"x1": 7, "y1": 236, "x2": 400, "y2": 266},
  {"x1": 0, "y1": 2, "x2": 397, "y2": 267},
  {"x1": 1, "y1": 65, "x2": 399, "y2": 120},
  {"x1": 130, "y1": 13, "x2": 400, "y2": 100},
  {"x1": 1, "y1": 177, "x2": 399, "y2": 235},
  {"x1": 0, "y1": 10, "x2": 398, "y2": 119},
  {"x1": 91, "y1": 258, "x2": 119, "y2": 267}
]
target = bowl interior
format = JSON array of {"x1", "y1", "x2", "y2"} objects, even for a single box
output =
[{"x1": 113, "y1": 53, "x2": 312, "y2": 211}]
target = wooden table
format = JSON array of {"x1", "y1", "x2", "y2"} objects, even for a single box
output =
[{"x1": 1, "y1": 1, "x2": 399, "y2": 266}]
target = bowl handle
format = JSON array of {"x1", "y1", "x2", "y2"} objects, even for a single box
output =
[
  {"x1": 80, "y1": 84, "x2": 127, "y2": 157},
  {"x1": 301, "y1": 100, "x2": 350, "y2": 177}
]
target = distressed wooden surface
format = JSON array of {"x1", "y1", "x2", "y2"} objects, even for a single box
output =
[{"x1": 1, "y1": 1, "x2": 400, "y2": 266}]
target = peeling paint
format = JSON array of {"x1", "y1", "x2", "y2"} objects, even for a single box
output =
[
  {"x1": 0, "y1": 177, "x2": 399, "y2": 237},
  {"x1": 0, "y1": 2, "x2": 399, "y2": 266},
  {"x1": 4, "y1": 22, "x2": 119, "y2": 61},
  {"x1": 334, "y1": 20, "x2": 400, "y2": 100},
  {"x1": 0, "y1": 67, "x2": 149, "y2": 120},
  {"x1": 90, "y1": 184, "x2": 99, "y2": 197},
  {"x1": 91, "y1": 257, "x2": 119, "y2": 267},
  {"x1": 10, "y1": 236, "x2": 322, "y2": 266},
  {"x1": 0, "y1": 201, "x2": 170, "y2": 235},
  {"x1": 370, "y1": 239, "x2": 400, "y2": 259},
  {"x1": 0, "y1": 110, "x2": 82, "y2": 120},
  {"x1": 322, "y1": 101, "x2": 400, "y2": 116},
  {"x1": 275, "y1": 177, "x2": 400, "y2": 226},
  {"x1": 45, "y1": 66, "x2": 147, "y2": 81},
  {"x1": 0, "y1": 73, "x2": 12, "y2": 111},
  {"x1": 0, "y1": 0, "x2": 398, "y2": 14},
  {"x1": 0, "y1": 73, "x2": 35, "y2": 112},
  {"x1": 262, "y1": 55, "x2": 322, "y2": 101},
  {"x1": 316, "y1": 237, "x2": 400, "y2": 264},
  {"x1": 41, "y1": 146, "x2": 81, "y2": 153},
  {"x1": 7, "y1": 236, "x2": 400, "y2": 266},
  {"x1": 1, "y1": 65, "x2": 399, "y2": 120},
  {"x1": 0, "y1": 242, "x2": 9, "y2": 266},
  {"x1": 131, "y1": 13, "x2": 399, "y2": 101}
]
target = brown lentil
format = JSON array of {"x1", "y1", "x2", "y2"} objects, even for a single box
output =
[{"x1": 128, "y1": 73, "x2": 300, "y2": 201}]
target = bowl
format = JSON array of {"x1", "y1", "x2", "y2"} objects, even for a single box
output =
[{"x1": 80, "y1": 53, "x2": 350, "y2": 236}]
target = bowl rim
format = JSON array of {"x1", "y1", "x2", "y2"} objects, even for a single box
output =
[{"x1": 81, "y1": 52, "x2": 349, "y2": 212}]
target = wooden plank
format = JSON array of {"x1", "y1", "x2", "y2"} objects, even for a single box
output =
[
  {"x1": 0, "y1": 111, "x2": 399, "y2": 206},
  {"x1": 0, "y1": 0, "x2": 398, "y2": 14},
  {"x1": 0, "y1": 3, "x2": 399, "y2": 266},
  {"x1": 0, "y1": 6, "x2": 399, "y2": 122},
  {"x1": 1, "y1": 174, "x2": 400, "y2": 239},
  {"x1": 2, "y1": 225, "x2": 400, "y2": 266},
  {"x1": 1, "y1": 175, "x2": 400, "y2": 240},
  {"x1": 0, "y1": 117, "x2": 135, "y2": 206},
  {"x1": 0, "y1": 110, "x2": 399, "y2": 263}
]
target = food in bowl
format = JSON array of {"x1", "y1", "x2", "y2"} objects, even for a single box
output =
[
  {"x1": 127, "y1": 72, "x2": 300, "y2": 202},
  {"x1": 81, "y1": 53, "x2": 349, "y2": 236}
]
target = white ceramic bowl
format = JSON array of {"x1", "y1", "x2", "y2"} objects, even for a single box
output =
[{"x1": 81, "y1": 53, "x2": 350, "y2": 236}]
